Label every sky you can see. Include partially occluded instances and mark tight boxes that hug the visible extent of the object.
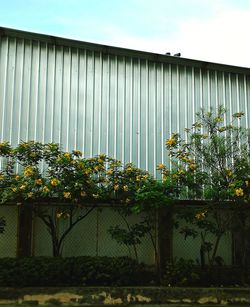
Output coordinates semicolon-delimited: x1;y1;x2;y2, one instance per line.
1;0;250;68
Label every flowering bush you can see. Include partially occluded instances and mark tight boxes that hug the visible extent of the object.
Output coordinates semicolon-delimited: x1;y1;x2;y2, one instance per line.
158;106;250;268
0;141;156;205
0;141;162;256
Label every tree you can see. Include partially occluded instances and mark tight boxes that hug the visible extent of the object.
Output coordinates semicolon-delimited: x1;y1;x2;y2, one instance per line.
0;141;157;256
158;107;250;270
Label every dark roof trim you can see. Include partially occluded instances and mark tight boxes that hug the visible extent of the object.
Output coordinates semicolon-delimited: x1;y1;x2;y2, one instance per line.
1;26;250;75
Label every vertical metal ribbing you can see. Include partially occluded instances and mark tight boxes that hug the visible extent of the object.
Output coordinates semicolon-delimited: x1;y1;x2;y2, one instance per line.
222;72;226;110
129;58;133;162
65;47;72;152
0;37;8;143
176;65;180;134
215;71;218;110
184;66;188;141
106;55;110;156
228;73;232;118
199;68;203;110
9;39;17;144
137;59;141;168
33;41;41;141
90;51;95;157
236;74;240;112
113;55;118;159
50;45;56;142
161;63;164;163
145;60;149;170
243;75;248;127
81;49;87;155
153;63;157;177
121;56;126;164
207;70;211;109
74;49;80;150
42;43;48;144
97;52;103;154
25;42;34;141
191;67;195;123
168;64;172;170
17;40;25;144
58;46;64;146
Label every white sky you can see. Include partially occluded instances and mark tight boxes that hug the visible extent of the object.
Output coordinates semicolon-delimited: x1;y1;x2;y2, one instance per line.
1;0;250;67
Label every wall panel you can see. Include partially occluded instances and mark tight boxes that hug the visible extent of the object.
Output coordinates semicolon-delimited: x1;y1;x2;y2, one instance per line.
1;35;250;174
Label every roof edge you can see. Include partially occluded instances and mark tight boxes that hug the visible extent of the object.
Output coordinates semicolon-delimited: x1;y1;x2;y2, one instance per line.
1;26;250;75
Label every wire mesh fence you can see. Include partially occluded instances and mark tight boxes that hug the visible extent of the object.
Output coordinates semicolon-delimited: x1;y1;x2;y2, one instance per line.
0;204;18;257
2;203;250;269
0;204;157;265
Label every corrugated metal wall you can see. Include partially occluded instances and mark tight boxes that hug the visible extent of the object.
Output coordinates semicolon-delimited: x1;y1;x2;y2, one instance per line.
1;35;250;176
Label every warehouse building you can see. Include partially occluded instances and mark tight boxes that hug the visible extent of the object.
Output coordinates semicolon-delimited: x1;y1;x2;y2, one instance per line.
0;27;249;264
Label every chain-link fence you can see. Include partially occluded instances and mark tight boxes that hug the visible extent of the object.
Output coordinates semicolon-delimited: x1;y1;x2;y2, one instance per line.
0;204;18;257
0;204;157;265
2;203;249;269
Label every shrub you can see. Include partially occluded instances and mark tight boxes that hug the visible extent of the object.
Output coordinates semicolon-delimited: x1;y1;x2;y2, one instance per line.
0;256;154;287
162;258;200;286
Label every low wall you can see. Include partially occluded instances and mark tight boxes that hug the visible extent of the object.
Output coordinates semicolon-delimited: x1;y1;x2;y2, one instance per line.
1;287;250;305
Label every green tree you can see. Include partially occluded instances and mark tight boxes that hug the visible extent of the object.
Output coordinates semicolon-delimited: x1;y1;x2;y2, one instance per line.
0;141;157;256
159;107;250;270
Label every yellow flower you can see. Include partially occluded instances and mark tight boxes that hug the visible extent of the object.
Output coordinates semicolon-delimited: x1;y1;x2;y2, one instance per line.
172;174;179;180
84;168;92;175
123;185;129;192
126;167;133;172
245;181;249;187
226;169;233;177
24;166;33;177
142;174;149;181
166;137;177;146
27;192;33;198
63;152;71;159
43;186;50;193
235;188;244;197
189;163;197;171
216;116;224;123
136;175;141;181
20;184;27;191
11;187;17;192
107;169;114;176
114;184;119;191
15;175;20;180
35;178;43;185
50;178;60;186
195;211;207;220
92;193;99;199
0;175;4;181
157;163;166;170
178;169;185;175
56;212;63;219
80;191;87;197
99;154;106;160
63;191;71;199
73;150;82;156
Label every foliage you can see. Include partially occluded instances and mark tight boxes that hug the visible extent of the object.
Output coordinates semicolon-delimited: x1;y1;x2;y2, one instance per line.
0;256;154;287
0;141;162;256
162;258;200;286
108;223;150;247
0;141;157;204
159;107;250;267
160;106;250;201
